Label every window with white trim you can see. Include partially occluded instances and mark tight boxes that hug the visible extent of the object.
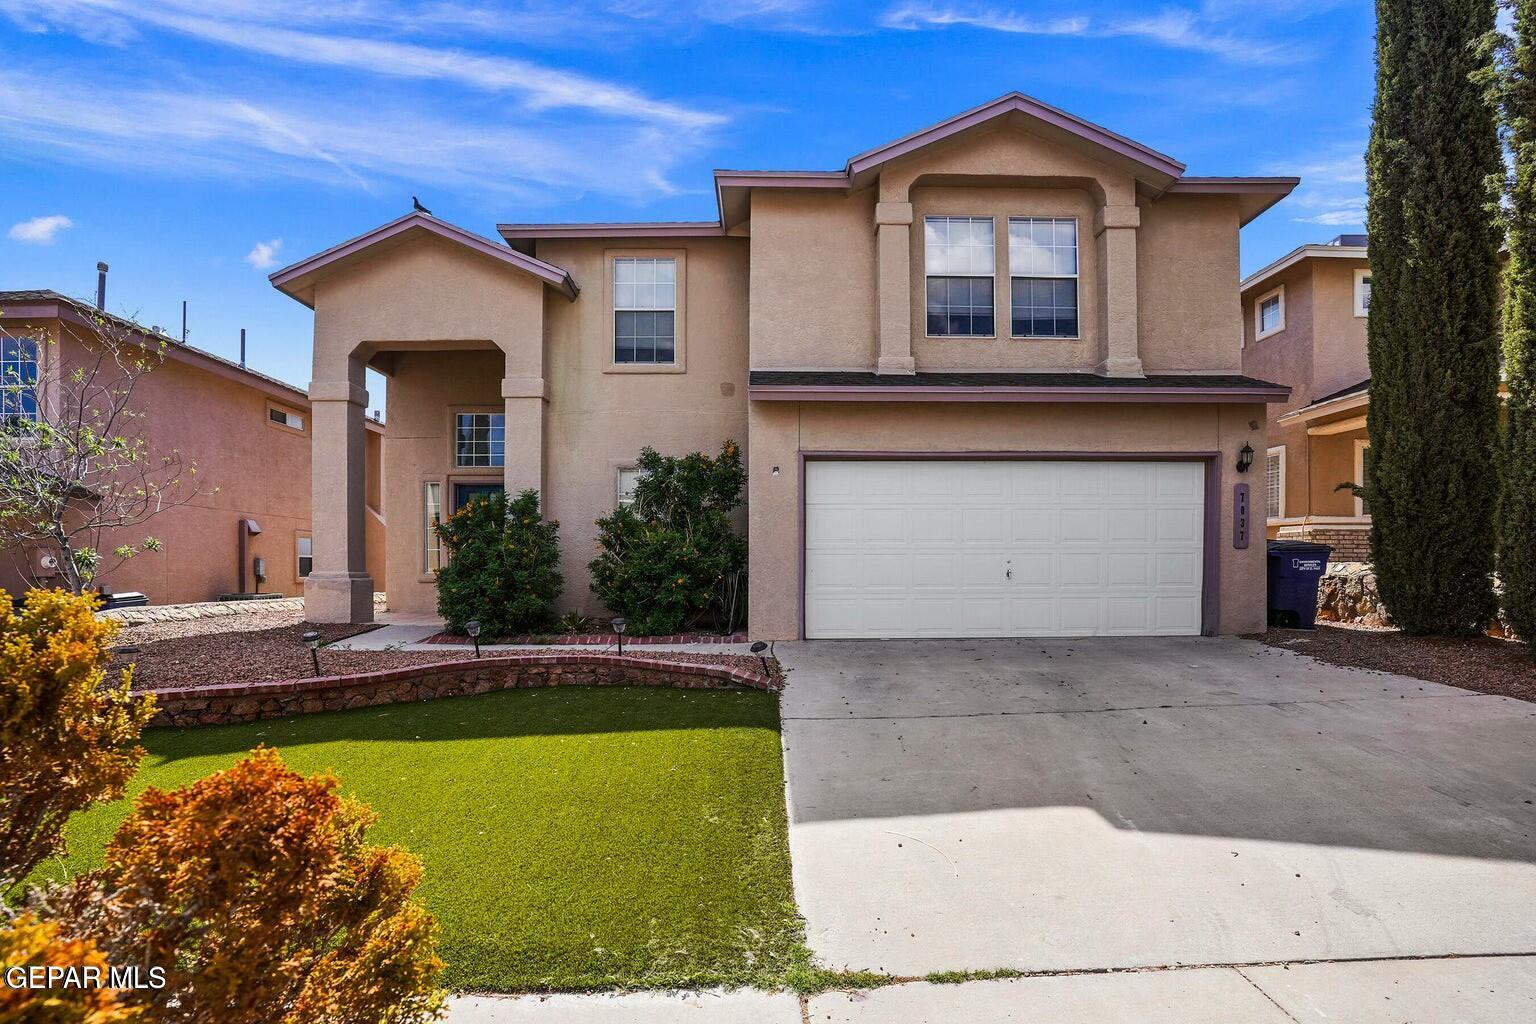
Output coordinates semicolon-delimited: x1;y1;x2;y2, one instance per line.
616;466;641;507
614;257;676;364
1265;446;1286;519
1354;440;1370;517
1256;286;1285;339
924;216;995;336
268;405;304;431
296;536;313;578
1354;269;1371;317
1008;217;1078;338
454;412;504;467
1;335;39;425
423;482;442;573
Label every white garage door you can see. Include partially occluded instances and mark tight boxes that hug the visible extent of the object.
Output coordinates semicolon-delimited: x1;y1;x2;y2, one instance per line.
805;459;1205;638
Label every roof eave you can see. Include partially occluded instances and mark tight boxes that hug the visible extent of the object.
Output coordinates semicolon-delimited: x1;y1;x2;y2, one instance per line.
749;384;1291;404
270;212;579;305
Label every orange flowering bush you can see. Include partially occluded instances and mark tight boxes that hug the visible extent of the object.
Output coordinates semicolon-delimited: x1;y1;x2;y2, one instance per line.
0;588;155;889
51;748;444;1024
0;913;140;1023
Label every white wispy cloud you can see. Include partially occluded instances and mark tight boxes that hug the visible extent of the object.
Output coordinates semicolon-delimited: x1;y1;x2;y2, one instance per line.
8;214;73;243
880;3;1311;64
3;1;723;130
245;239;283;270
1271;147;1366;229
0;67;709;202
0;0;726;202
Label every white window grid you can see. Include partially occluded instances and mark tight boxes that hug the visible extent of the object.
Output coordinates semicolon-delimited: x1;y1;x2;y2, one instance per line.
1;335;39;423
423;482;442;573
1008;217;1079;338
614;257;677;364
1256;286;1285;338
1266;446;1286;519
455;412;504;467
617;466;642;507
1354;269;1372;317
924;216;996;337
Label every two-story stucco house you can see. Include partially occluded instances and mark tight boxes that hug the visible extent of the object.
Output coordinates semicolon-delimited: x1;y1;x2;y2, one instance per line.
272;93;1296;639
1239;235;1373;559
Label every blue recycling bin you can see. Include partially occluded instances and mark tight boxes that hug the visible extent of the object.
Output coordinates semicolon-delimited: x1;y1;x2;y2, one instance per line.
1266;540;1332;629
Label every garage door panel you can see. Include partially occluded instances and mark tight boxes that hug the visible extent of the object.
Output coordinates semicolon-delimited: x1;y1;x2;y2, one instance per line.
805;460;1204;639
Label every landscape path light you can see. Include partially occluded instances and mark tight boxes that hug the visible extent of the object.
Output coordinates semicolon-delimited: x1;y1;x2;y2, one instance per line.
612;616;627;656
300;629;322;676
749;640;772;678
466;619;482;659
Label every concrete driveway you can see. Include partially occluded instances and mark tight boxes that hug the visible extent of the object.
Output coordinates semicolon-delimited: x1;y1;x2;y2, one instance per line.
780;637;1536;981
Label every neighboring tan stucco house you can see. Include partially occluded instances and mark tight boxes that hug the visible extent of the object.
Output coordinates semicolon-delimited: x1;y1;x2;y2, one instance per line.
0;288;386;604
1239;236;1374;560
272;92;1297;639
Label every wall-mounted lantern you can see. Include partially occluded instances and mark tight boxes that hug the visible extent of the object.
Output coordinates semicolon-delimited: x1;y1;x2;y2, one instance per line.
1236;443;1255;474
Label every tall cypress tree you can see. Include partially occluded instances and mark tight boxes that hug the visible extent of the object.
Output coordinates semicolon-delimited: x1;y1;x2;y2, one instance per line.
1364;0;1505;635
1498;0;1536;645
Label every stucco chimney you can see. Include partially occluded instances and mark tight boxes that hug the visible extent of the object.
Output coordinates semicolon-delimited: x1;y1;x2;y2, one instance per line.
95;262;108;310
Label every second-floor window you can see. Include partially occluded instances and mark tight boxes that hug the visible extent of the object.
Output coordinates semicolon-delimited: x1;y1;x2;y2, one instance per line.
268;405;304;431
924;216;995;337
614;257;676;364
1354;269;1371;317
1256;286;1285;339
455;412;504;467
1009;218;1078;338
1;335;39;426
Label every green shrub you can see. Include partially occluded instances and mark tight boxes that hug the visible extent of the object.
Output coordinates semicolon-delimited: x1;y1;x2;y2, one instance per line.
434;489;562;637
589;442;746;636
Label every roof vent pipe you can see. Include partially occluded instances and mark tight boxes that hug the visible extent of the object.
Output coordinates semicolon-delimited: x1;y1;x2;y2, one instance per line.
239;328;246;368
95;262;108;310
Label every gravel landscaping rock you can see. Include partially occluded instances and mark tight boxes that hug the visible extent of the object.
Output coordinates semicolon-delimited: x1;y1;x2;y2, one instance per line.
1255;624;1536;703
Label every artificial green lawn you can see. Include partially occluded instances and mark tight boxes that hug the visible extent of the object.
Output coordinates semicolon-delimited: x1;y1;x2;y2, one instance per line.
38;686;807;993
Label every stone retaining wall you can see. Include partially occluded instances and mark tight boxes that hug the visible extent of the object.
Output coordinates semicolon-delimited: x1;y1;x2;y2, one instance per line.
1315;561;1519;639
145;654;776;727
100;592;386;625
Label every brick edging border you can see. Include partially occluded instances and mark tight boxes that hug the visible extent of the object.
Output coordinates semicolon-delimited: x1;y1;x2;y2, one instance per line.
421;631;748;646
145;653;777;728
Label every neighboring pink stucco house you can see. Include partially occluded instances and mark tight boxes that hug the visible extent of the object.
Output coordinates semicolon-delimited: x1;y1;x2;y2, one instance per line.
1239;236;1374;560
0;288;386;605
272;93;1298;638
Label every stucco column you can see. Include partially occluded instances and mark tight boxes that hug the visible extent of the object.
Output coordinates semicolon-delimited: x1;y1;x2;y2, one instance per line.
305;360;373;623
875;201;916;374
1094;204;1144;378
502;375;547;498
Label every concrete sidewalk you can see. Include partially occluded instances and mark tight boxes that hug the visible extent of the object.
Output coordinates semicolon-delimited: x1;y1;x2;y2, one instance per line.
326;620;754;656
445;956;1536;1021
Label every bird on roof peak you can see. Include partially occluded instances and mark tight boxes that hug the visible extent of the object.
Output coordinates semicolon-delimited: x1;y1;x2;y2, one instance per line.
412;196;432;215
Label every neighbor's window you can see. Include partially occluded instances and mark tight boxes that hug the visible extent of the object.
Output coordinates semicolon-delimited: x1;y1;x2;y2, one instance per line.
269;405;305;431
1354;269;1372;317
614;257;676;364
423;481;442;573
925;216;995;336
296;536;313;578
454;412;504;467
1009;217;1078;338
1256;286;1285;339
616;466;641;507
1266;446;1286;519
1354;440;1370;517
0;335;39;425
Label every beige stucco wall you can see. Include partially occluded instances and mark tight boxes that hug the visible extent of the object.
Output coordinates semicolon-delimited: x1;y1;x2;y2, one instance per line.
1241;262;1315;522
747;400;1269;639
748;188;877;369
1308;258;1370;399
1137;194;1244;373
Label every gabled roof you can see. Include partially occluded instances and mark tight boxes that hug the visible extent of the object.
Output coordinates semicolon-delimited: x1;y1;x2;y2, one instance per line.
272;212;578;308
1241;240;1368;295
0;289;311;404
842;91;1186;186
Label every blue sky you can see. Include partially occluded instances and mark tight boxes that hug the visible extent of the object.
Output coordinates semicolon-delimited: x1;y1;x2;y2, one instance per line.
0;1;1375;405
